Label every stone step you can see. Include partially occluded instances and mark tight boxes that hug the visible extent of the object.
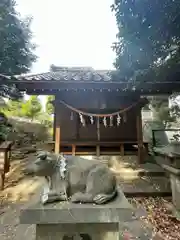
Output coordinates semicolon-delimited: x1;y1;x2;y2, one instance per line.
117;176;171;197
113;169;165;178
111;162;166;178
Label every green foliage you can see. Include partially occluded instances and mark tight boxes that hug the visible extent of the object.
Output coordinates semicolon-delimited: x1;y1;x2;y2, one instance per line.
3;99;24;117
37;112;53;128
2;97;44;121
0;124;11;141
0;112;12;142
21;96;42;120
142;104;150;111
111;0;180;81
150;98;180;127
0;0;37;98
45;95;54;115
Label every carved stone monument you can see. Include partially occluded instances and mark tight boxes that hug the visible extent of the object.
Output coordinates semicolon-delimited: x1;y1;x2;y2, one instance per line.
20;187;136;240
21;152;156;239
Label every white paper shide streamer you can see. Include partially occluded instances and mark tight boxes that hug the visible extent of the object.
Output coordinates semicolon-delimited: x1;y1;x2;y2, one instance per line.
90;115;94;124
110;115;113;127
76;111;124;127
103;117;107;127
79;113;85;126
70;111;74;120
117;114;121;126
41;182;50;204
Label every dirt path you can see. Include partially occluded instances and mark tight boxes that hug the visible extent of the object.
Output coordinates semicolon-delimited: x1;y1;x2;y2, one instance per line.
0;151;43;240
0;203;35;240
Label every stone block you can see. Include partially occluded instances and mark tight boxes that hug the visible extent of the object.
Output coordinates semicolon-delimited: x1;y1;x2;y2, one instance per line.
20;189;134;224
161;164;180;210
20;189;134;239
170;174;180;210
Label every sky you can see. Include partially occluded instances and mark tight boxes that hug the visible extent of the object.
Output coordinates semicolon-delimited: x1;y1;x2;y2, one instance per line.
16;0;118;74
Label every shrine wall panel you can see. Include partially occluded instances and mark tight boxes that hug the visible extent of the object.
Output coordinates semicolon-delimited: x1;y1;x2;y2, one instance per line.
99;110;137;141
58;104;77;140
57;104;138;142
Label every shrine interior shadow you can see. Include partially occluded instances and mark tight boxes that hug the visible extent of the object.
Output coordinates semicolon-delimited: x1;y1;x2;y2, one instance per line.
63;233;92;240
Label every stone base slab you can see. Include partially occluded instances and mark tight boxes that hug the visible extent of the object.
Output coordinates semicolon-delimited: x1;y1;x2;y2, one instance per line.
20;189;134;224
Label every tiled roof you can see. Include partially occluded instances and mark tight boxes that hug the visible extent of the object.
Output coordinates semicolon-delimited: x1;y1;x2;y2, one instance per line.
15;67;118;82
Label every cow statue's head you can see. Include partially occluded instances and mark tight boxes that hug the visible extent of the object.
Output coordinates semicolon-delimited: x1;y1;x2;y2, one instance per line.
25;151;58;177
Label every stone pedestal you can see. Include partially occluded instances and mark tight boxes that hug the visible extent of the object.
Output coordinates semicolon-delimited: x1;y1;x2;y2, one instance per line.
20;189;134;240
161;164;180;210
170;173;180;210
153;144;180;168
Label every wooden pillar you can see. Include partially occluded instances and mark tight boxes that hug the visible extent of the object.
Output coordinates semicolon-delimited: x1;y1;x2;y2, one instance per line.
136;110;143;164
72;144;76;156
54;98;61;154
53;99;56;142
120;144;124;156
96;145;100;157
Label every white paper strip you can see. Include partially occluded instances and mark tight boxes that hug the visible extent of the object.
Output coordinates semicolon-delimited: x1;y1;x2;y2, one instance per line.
117;114;121;126
90;115;94;124
59;155;67;179
41;184;50;203
110;116;113;127
103;117;107;127
70;111;74;120
79;113;85;126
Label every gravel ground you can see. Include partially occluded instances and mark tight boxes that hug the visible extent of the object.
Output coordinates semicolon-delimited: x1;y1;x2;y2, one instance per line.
0;149;179;239
129;197;180;240
0;150;41;240
0;203;35;240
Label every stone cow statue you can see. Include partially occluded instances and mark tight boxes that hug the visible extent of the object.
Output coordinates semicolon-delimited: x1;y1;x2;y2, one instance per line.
25;152;117;205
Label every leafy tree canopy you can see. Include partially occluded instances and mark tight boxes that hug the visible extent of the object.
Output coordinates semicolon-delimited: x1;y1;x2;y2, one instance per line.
21;96;42;120
4;98;24;116
0;0;37;98
149;96;180;127
111;0;180;82
46;95;54;115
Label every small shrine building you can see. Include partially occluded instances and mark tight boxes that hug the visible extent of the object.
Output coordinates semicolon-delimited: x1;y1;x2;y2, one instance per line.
2;67;180;163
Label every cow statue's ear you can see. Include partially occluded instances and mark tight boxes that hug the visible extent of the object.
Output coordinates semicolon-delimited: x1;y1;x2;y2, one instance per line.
37;151;47;160
46;156;52;163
